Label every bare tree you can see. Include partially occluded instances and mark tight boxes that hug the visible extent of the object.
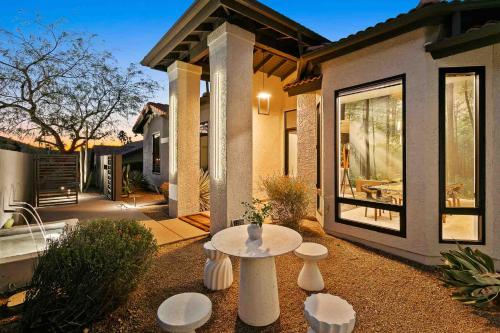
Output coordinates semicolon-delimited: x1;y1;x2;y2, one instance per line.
0;22;158;153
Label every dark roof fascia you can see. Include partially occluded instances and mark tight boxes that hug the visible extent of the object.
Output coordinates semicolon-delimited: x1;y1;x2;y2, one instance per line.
302;1;500;66
426;22;500;59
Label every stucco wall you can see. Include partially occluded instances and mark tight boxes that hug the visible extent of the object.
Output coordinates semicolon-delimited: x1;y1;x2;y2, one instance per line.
143;115;169;187
252;73;296;197
321;27;499;265
0;149;34;227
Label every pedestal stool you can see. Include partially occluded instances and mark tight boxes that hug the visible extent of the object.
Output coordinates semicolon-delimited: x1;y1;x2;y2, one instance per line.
294;242;328;291
304;293;356;333
203;241;233;290
157;293;212;333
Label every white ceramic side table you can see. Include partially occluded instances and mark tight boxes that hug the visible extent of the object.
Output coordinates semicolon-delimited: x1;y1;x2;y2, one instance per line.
211;224;302;327
294;242;328;291
203;241;233;290
157;292;212;333
304;293;356;333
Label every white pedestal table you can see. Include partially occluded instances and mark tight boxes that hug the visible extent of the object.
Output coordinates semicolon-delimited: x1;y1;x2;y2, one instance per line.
211;224;302;327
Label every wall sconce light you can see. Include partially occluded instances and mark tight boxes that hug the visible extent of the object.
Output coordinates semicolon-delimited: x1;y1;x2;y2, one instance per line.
257;91;271;115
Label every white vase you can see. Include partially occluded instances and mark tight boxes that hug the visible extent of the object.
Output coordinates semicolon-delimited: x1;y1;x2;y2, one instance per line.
247;224;263;240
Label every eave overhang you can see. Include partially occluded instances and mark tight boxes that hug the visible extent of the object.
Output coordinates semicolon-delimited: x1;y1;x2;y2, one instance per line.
301;0;500;68
426;21;500;59
141;0;329;80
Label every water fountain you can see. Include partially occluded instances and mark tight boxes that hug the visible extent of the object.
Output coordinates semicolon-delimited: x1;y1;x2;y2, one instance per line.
0;185;77;292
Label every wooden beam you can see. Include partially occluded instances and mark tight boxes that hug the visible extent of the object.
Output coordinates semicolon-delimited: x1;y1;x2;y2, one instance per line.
253;53;273;73
267;59;287;77
172;44;190;52
183;35;200;42
280;65;296;81
194;23;213;32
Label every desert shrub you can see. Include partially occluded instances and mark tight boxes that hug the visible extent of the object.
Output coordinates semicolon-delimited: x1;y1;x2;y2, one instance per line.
23;219;157;332
160;181;169;200
199;168;210;211
261;175;309;231
129;170;148;190
439;246;500;307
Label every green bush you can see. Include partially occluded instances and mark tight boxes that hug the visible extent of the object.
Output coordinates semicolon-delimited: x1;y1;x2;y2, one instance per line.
23;219;157;332
261;175;309;231
199;168;210;211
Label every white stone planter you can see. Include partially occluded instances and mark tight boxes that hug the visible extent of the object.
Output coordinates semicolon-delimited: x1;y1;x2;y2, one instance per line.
246;224;263;240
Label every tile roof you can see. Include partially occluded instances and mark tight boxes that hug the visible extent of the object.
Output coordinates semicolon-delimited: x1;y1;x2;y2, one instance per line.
132;102;169;134
93;140;143;156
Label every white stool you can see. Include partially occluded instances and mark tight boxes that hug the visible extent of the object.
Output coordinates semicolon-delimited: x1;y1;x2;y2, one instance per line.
157;293;212;333
294;242;328;291
203;241;233;290
304;293;356;333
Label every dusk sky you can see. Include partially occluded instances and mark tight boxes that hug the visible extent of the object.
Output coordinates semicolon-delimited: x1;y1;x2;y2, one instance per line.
1;0;417;142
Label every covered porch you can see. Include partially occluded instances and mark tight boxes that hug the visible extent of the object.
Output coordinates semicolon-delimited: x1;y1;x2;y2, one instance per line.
141;0;328;233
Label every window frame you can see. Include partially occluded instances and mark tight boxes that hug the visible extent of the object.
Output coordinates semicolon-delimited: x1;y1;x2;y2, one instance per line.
438;67;485;245
334;74;407;237
284;109;297;176
152;132;161;174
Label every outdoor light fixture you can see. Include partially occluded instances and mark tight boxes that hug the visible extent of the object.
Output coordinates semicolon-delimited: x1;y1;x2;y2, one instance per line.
212;72;224;181
257;91;271;115
257;52;271;115
169;94;178;176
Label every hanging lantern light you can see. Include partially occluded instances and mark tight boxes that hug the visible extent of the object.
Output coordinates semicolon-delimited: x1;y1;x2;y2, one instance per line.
257;51;271;115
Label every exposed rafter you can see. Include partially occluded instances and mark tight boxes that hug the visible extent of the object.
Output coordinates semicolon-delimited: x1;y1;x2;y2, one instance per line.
267;59;287;77
253;53;273;73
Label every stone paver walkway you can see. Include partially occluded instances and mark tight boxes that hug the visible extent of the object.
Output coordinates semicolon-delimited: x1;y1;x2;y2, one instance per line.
38;192;208;245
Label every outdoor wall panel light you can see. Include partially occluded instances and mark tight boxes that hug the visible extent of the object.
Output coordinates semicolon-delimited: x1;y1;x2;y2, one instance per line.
213;72;224;181
169;94;177;176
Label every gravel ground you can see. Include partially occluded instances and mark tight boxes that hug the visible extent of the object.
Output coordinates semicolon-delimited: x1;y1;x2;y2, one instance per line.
93;234;499;333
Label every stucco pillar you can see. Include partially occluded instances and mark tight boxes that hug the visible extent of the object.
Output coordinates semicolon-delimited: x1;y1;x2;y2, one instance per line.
207;23;255;234
167;61;201;217
297;93;318;216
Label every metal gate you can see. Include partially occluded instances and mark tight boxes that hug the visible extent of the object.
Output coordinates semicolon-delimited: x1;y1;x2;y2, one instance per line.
35;154;79;207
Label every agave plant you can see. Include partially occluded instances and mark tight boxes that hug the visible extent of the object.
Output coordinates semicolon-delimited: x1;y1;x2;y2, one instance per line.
439;246;500;307
199;168;210;211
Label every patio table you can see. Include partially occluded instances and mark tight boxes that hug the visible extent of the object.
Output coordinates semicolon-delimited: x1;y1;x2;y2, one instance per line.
211;224;302;327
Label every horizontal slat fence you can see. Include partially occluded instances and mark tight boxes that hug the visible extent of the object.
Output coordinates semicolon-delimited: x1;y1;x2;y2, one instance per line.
35;154;79;207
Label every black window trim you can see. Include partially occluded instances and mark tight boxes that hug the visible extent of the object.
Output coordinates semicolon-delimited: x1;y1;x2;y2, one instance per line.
152;131;161;175
334;74;407;237
438;66;485;245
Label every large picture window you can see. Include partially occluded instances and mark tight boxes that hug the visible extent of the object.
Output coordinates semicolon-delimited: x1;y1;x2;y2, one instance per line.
335;75;406;236
439;67;485;244
152;132;161;174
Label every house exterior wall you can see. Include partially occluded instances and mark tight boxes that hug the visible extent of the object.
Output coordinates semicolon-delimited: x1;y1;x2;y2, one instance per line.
321;27;499;265
143;115;169;188
252;73;296;198
0;149;34;227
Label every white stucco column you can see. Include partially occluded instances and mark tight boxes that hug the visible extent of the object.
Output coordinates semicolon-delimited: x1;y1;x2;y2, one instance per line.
297;93;318;216
207;23;255;234
167;61;201;217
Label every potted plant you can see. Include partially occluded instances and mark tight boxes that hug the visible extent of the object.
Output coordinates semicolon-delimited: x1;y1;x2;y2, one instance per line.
241;199;271;240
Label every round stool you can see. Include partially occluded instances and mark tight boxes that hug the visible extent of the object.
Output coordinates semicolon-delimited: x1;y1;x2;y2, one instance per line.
294;242;328;291
157;293;212;333
203;241;233;290
304;293;356;333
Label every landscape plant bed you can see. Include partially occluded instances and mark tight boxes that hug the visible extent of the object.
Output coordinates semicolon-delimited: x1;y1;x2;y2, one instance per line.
92;235;499;333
